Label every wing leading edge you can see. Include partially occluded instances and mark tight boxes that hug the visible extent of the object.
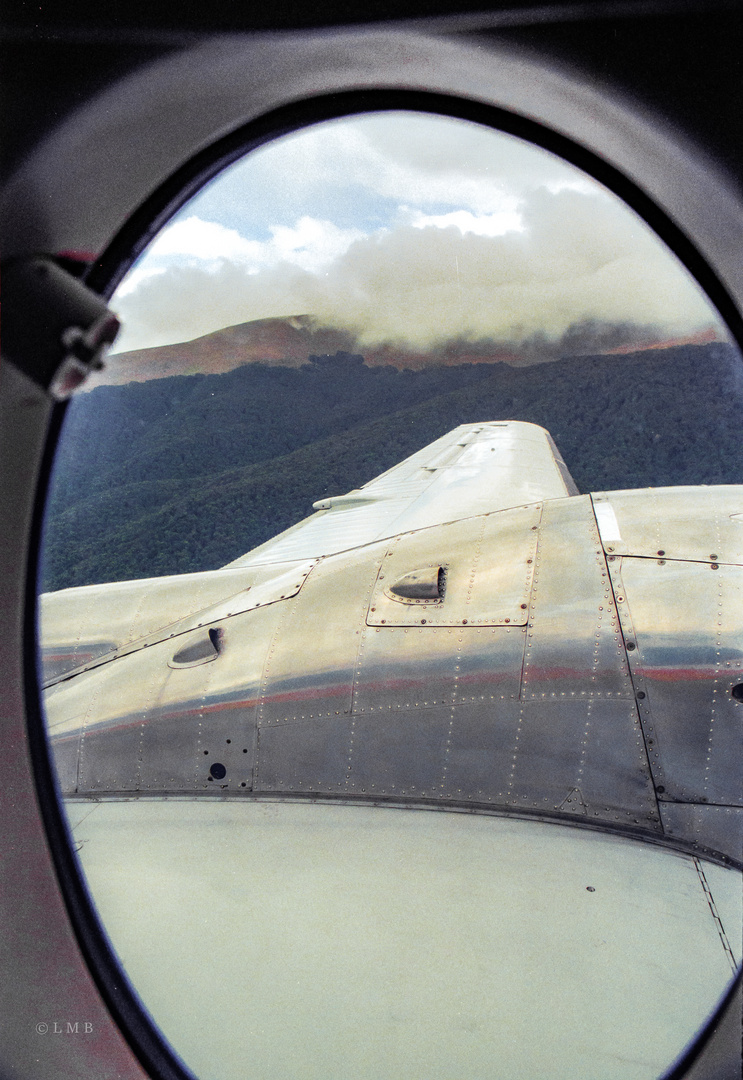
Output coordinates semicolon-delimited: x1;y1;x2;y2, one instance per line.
39;421;574;682
224;421;577;568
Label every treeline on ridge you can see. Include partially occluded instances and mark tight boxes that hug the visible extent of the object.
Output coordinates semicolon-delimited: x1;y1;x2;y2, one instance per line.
41;343;743;590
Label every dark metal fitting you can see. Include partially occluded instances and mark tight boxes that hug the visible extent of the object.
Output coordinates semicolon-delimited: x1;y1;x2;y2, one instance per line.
1;255;120;400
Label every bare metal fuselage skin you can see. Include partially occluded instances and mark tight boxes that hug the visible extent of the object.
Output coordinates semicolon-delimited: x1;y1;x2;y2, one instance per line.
42;480;743;869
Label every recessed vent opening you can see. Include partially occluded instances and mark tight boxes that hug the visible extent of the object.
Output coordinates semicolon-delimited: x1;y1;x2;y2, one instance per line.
170;626;222;667
388;566;445;603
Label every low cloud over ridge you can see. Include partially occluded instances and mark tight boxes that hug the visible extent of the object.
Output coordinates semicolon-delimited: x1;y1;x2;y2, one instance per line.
112;179;723;360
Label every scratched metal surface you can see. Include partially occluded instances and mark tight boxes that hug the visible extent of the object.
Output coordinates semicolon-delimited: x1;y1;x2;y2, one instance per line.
38;560;310;683
367;503;540;627
42;478;743;865
612;555;743;807
592;487;743;563
45;495;672;851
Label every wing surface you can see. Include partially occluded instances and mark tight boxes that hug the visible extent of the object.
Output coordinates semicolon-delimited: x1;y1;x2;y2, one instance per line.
39;421;575;678
39;560;313;683
225;420;577;568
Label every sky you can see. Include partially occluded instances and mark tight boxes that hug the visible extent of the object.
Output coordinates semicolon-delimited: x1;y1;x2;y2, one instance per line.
110;110;726;358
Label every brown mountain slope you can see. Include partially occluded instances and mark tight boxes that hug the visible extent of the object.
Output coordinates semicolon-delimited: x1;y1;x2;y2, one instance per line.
91;314;521;387
92;314;720;389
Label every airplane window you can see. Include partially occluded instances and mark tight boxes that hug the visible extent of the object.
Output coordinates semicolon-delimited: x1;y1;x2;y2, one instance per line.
38;110;742;1080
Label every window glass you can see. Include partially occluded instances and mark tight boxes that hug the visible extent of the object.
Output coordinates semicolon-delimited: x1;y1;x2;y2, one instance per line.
40;111;742;1080
43;112;741;588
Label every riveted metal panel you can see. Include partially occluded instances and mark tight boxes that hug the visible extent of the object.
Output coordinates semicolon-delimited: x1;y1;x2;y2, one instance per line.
254;716;354;793
190;707;256;791
367;503;540;627
659;803;743;865
45;601;286;793
523;496;633;700
376;422;573;533
254;692;658;831
501;699;659;827
592;487;743;563
256;700;520;802
352;623;525;714
136;635;221;792
40;639;119;683
258;547;382;727
46;719;82;791
41;559;316;690
74;719;145;793
148;603;283;792
74;644;170;793
346;709;454;798
227;422;573;568
39;563;266;682
438;699;524;802
353;626;458;712
135;626;256;793
450;625;526;705
180;559;315;625
615;556;743;806
107;559;316;667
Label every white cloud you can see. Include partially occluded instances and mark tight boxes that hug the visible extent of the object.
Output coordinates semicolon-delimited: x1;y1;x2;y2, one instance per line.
147;216;264;263
111;260;315;352
314;112;599;211
268;217;367;272
304;190;717;349
115;265;167;299
116;214;367;297
109;114;725;356
190;111;595;239
111;187;722;356
409;208;523;236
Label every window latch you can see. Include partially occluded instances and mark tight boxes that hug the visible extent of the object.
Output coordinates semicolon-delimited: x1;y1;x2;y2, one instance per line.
1;255;120;400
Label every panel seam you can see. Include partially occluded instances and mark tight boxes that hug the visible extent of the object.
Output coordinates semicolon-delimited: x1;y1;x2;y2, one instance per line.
693;855;738;973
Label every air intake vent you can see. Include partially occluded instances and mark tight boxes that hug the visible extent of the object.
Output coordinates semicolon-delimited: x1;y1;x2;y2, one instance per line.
388;566;445;603
170;626;222;667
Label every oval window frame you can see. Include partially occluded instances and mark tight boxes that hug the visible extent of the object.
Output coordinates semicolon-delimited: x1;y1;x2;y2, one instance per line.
21;85;743;1080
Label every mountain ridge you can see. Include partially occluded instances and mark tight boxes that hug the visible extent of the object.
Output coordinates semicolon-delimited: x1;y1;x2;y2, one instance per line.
98;312;719;388
42;341;743;590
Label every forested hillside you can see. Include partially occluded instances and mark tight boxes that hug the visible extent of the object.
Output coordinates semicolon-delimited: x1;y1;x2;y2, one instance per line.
41;342;743;590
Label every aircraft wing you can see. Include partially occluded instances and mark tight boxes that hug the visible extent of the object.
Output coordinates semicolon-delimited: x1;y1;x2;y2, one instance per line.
38;564;302;682
40;420;574;681
224;420;577;568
